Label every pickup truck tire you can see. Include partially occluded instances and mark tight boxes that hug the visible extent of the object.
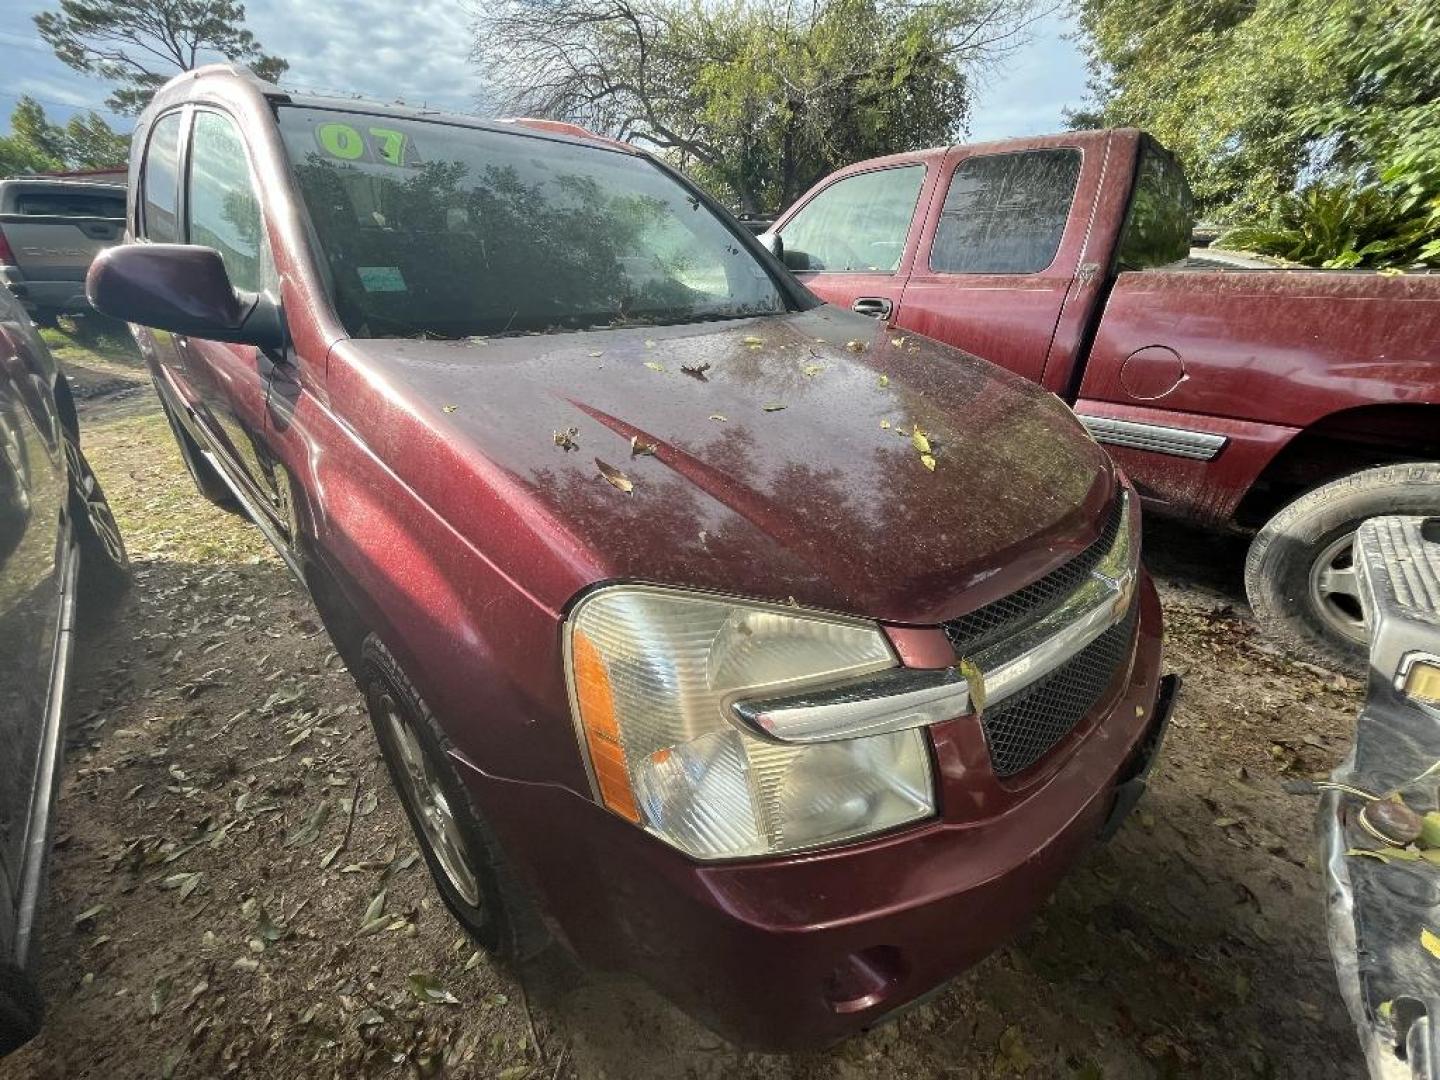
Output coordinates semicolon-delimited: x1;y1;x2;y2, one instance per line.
0;961;43;1055
1245;462;1440;669
63;431;129;612
360;635;548;961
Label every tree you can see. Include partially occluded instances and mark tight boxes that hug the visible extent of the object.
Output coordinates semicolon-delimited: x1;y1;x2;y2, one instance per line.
1071;0;1440;222
35;0;288;115
0;96;131;175
475;0;1045;213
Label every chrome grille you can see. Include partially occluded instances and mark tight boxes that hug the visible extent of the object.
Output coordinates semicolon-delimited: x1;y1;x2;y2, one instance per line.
941;498;1125;658
979;601;1138;778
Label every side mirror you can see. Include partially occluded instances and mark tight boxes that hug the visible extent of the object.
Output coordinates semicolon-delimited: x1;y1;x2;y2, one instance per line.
87;244;283;349
757;231;783;261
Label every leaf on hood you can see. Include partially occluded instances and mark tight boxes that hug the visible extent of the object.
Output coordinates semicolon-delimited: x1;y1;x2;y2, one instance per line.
681;362;710;380
880;419;891;429
407;972;460;1006
1424;928;1440;960
595;459;634;494
708;413;727;422
911;424;932;455
762;402;786;412
920;453;936;471
442;404;458;414
878;374;889;387
845;339;867;352
553;426;579;452
630;435;657;457
644;360;666;372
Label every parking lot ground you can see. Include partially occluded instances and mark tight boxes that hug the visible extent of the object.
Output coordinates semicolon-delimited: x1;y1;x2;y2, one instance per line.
1;333;1367;1079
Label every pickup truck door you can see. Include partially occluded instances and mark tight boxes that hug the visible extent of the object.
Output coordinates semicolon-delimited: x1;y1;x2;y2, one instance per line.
895;140;1105;393
773;161;937;322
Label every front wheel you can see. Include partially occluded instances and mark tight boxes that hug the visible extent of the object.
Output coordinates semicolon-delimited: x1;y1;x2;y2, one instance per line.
360;635;548;961
1245;462;1440;669
63;431;129;613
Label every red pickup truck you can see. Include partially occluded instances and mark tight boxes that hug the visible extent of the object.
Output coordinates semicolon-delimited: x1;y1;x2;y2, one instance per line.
767;130;1440;666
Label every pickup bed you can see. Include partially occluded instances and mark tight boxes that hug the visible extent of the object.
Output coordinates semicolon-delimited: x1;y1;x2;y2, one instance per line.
0;179;126;324
769;129;1440;666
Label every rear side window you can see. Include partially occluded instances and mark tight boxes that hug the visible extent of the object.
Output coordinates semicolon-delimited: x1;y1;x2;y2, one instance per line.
1115;140;1195;271
142;112;183;243
188;111;267;293
778;166;925;273
929;150;1081;274
15;191;125;218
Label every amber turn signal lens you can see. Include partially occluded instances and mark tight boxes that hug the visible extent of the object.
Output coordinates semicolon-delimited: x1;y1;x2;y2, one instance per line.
1403;660;1440;706
570;629;641;823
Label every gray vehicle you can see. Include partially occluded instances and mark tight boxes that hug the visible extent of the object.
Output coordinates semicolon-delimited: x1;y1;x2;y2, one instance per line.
0;285;128;1054
0;180;126;326
1322;515;1440;1078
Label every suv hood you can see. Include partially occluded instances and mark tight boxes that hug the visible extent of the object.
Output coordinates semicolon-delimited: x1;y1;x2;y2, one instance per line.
336;306;1115;625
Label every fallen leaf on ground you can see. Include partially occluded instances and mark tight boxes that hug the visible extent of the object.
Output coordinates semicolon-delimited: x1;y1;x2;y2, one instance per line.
553;427;579;452
762;403;786;412
681;362;710;380
630;436;657;457
845;340;866;352
708;414;727;422
1424;928;1440;960
407;972;460;1006
644;360;665;372
442;404;458;414
879;374;889;387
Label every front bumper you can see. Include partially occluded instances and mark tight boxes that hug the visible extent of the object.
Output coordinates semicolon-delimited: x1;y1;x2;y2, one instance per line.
459;577;1172;1049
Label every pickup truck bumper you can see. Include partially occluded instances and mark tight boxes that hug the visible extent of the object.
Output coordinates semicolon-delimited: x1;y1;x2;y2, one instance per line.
457;577;1172;1049
1;267;93;316
1322;515;1440;1080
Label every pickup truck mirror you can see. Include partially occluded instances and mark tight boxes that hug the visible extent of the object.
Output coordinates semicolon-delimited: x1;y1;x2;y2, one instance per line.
87;244;283;350
757;231;783;261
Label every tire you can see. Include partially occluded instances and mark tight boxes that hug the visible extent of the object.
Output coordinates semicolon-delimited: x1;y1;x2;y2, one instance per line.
0;961;43;1056
1245;462;1440;669
62;430;130;613
360;635;548;960
154;388;240;514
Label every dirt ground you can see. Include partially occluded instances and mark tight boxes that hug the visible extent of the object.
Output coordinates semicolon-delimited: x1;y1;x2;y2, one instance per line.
2;328;1368;1079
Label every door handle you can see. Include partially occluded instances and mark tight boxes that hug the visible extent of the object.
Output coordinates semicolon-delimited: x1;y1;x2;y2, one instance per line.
851;297;893;319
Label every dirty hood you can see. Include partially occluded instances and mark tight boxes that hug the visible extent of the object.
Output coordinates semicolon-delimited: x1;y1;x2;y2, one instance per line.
338;306;1116;624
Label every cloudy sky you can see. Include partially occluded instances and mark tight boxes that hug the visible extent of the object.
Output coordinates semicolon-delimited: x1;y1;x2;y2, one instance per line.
0;0;1088;144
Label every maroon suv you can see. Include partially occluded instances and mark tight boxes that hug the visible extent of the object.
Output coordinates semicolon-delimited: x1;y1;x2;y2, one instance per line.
89;65;1176;1048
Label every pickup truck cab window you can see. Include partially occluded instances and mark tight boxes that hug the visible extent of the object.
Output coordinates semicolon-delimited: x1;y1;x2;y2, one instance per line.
275;107;787;339
928;149;1081;274
1115;139;1195;271
187;110;268;293
777;165;924;274
141;112;183;244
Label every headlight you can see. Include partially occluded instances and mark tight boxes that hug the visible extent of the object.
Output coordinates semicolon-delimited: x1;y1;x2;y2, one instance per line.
564;586;937;859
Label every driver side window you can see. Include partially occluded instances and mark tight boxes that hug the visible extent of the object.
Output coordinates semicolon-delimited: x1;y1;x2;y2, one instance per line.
187;110;272;294
778;166;925;274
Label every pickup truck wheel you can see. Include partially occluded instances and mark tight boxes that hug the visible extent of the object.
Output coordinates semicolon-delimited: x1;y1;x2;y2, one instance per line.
1245;462;1440;669
0;961;43;1055
63;431;130;612
360;635;548;961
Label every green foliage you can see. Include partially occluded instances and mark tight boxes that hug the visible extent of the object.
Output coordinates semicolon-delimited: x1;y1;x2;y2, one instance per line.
1073;0;1440;268
1219;182;1436;269
477;0;1041;213
0;96;130;175
34;0;289;115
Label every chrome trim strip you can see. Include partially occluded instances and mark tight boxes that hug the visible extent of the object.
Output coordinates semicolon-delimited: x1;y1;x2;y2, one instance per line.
733;491;1139;743
1078;414;1227;461
14;533;79;966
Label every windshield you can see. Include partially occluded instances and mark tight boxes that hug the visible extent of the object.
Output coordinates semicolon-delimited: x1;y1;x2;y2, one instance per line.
275;107;788;338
